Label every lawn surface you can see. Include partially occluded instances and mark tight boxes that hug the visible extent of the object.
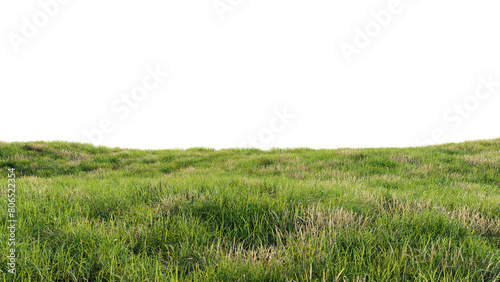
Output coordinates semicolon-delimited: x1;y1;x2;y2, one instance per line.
0;139;499;281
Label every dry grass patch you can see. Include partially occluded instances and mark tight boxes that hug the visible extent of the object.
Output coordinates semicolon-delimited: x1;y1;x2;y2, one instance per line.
156;189;208;211
149;162;161;167
141;155;159;164
337;149;363;156
457;182;481;191
58;149;72;156
25;143;46;151
63;187;88;202
20;176;50;197
11;154;29;160
390;153;418;164
300;205;369;234
182;166;196;174
216;242;284;266
371;174;403;182
357;193;500;237
65;153;92;166
462;153;500;166
87;168;109;178
450;207;500;237
410;164;435;176
287;162;308;180
66;160;81;166
75;153;91;161
240;177;264;187
441;143;484;153
21;175;44;184
311;169;345;179
212;205;369;266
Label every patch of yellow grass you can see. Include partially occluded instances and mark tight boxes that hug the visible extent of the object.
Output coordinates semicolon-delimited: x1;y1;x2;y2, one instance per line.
26;143;46;151
20;176;50;197
390;153;417;164
300;205;369;234
462;153;500;166
156;189;208;211
457;182;481;191
11;154;29;160
337;149;363;155
58;149;72;156
87;168;109;178
65;153;91;166
371;174;403;182
209;205;369;267
182;166;196;174
356;193;500;237
410;164;435;175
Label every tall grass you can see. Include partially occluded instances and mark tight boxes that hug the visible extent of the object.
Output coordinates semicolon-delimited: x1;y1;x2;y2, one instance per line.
1;139;499;281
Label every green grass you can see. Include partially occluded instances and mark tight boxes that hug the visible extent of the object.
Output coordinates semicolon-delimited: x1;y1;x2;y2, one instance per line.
1;139;500;281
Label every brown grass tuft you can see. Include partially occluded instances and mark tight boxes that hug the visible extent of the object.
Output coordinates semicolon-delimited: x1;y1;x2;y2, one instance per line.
462;153;500;166
25;143;46;151
391;153;418;164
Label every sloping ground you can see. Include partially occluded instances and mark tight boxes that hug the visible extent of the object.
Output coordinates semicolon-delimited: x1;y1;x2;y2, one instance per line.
0;139;499;281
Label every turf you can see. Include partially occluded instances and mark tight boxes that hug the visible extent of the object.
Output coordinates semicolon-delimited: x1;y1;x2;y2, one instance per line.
0;139;499;281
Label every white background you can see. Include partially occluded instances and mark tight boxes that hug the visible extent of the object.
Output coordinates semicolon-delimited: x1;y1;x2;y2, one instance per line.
1;0;500;149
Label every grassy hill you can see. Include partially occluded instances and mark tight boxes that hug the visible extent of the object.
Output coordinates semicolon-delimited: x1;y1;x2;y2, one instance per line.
1;139;500;281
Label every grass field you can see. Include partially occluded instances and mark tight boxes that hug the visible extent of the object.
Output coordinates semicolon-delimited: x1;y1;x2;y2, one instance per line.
1;139;500;281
